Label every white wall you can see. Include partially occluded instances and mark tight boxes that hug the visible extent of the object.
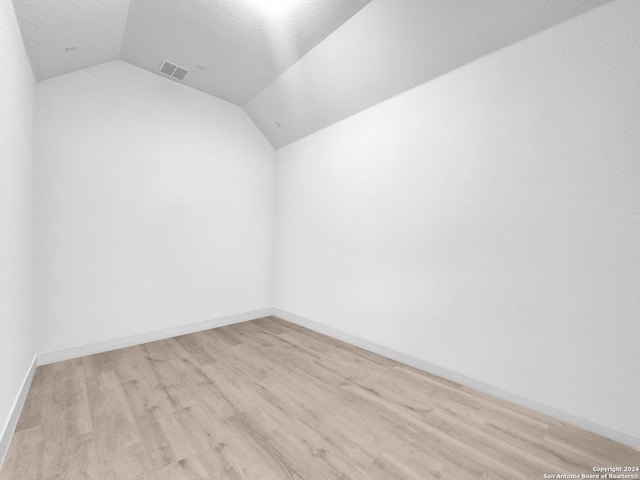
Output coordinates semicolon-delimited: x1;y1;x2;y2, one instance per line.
34;60;274;353
274;0;640;440
0;0;35;439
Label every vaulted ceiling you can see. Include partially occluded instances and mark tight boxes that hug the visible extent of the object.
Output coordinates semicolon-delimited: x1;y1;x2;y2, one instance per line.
14;0;370;101
14;0;612;148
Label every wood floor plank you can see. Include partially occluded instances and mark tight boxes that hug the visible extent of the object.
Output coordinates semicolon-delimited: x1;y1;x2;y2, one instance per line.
40;432;99;480
172;403;245;478
98;442;154;480
136;406;190;470
154;457;209;480
365;451;433;480
2;316;638;480
0;426;46;480
86;371;141;457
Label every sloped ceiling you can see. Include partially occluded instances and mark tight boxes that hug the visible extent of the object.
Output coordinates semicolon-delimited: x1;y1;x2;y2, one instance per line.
247;0;614;148
14;0;612;148
13;0;370;103
12;0;130;80
120;0;371;105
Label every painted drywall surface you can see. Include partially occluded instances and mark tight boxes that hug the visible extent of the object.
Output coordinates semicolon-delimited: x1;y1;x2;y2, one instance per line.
0;0;35;436
34;60;275;352
245;0;611;148
274;0;640;439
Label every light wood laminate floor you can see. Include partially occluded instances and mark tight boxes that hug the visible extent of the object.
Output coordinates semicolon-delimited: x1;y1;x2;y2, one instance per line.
1;317;638;479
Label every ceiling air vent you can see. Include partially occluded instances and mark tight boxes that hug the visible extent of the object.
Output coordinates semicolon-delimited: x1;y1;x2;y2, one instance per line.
172;66;189;80
159;60;189;81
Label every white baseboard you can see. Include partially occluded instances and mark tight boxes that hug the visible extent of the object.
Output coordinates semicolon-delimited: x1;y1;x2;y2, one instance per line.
272;308;640;451
0;355;38;469
13;307;638;453
1;309;274;469
37;308;275;365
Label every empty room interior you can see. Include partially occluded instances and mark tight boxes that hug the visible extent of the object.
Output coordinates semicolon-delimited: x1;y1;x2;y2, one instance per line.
1;0;640;478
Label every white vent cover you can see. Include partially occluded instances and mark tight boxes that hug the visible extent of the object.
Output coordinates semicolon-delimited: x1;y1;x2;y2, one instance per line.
159;60;189;81
173;66;189;80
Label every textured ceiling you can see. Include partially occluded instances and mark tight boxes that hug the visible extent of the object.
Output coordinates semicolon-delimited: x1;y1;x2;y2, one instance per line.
13;0;130;80
13;0;371;104
13;0;613;148
120;0;371;105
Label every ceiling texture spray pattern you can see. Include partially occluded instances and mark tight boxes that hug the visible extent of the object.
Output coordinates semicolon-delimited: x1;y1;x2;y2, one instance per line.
14;0;370;104
120;0;371;105
13;0;612;147
13;0;130;80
